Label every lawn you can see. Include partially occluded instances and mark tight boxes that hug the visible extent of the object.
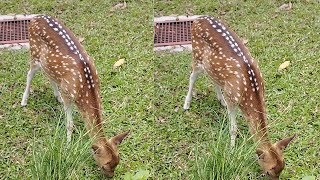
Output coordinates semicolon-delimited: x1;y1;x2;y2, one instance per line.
154;0;319;179
0;0;153;179
0;0;319;180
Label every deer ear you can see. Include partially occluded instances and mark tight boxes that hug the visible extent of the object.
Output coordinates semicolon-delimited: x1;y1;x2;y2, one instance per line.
276;134;296;151
109;130;130;147
92;144;101;154
256;148;265;160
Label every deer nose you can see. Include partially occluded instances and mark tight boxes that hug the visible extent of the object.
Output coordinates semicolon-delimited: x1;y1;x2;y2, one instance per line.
266;173;279;180
104;171;114;178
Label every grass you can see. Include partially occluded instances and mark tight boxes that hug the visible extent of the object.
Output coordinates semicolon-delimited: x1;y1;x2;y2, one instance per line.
0;0;319;179
192;117;260;180
30;114;94;179
154;0;320;179
0;1;153;179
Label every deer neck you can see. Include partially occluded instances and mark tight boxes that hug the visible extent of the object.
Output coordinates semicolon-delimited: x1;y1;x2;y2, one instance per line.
251;118;272;150
241;94;271;148
76;91;106;144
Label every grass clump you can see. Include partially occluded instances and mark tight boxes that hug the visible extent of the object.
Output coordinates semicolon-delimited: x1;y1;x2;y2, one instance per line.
30;116;93;180
192;118;261;180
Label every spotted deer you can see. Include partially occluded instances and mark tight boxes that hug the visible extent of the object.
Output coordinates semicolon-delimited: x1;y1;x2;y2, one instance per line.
21;15;129;177
183;16;295;179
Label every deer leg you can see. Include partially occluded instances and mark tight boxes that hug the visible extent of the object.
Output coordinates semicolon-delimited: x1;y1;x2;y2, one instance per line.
65;105;73;143
226;99;238;147
21;62;40;106
183;67;203;110
214;84;227;107
50;80;63;103
61;96;73;143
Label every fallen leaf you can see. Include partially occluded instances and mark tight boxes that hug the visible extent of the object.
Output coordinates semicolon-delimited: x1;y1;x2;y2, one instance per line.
158;116;166;123
174;106;179;112
242;38;249;45
278;61;290;71
278;2;292;11
78;37;85;43
113;59;125;68
107;13;114;18
111;1;127;11
24;9;30;14
308;140;315;145
57;9;64;15
12;155;25;164
220;11;227;15
12;103;17;108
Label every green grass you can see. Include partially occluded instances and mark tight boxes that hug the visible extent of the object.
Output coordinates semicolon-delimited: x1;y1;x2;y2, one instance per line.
192;117;261;180
0;0;319;179
30;114;95;179
0;1;153;179
154;0;320;179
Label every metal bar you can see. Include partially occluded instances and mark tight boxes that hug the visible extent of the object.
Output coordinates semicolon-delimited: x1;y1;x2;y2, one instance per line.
186;22;188;42
6;21;9;41
160;23;163;43
24;20;28;42
154;41;191;47
20;21;22;41
24;21;30;39
184;21;186;42
0;22;3;41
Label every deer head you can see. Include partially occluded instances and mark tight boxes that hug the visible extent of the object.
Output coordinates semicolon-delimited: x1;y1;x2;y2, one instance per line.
256;135;296;179
92;131;129;177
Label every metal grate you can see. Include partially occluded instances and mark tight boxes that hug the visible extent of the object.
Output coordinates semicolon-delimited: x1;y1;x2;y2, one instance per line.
154;20;193;47
0;18;31;45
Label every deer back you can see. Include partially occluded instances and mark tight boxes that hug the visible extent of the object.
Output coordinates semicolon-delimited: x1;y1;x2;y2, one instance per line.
29;15;102;117
192;16;266;121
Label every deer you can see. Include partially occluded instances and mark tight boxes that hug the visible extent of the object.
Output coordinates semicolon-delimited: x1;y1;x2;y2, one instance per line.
21;15;129;177
183;16;295;179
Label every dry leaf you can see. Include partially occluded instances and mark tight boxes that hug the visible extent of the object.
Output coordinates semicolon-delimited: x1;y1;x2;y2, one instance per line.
12;103;17;108
113;59;125;68
278;2;292;11
78;37;85;43
242;38;249;45
24;8;30;14
107;13;114;18
174;106;179;112
158;116;166;123
278;61;290;71
111;1;127;11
